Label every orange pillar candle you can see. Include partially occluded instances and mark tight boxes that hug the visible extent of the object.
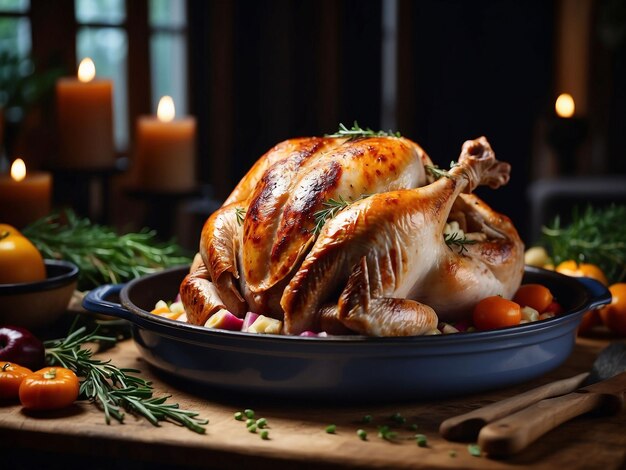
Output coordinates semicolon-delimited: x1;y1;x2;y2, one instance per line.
0;158;52;228
133;96;196;192
56;58;115;169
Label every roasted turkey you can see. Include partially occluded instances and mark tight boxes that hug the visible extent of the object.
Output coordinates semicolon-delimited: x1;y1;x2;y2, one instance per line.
180;134;524;336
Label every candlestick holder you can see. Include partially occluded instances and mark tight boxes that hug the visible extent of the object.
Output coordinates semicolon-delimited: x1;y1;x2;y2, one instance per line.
126;186;201;241
49;158;127;225
546;116;588;175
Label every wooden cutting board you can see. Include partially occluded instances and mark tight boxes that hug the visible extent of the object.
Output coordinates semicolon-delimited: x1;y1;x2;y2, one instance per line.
1;336;625;470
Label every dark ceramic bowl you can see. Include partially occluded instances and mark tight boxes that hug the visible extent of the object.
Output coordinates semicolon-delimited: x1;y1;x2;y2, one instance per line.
83;266;610;401
0;260;79;328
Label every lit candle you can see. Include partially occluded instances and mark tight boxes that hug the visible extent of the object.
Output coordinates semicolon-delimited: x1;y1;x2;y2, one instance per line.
133;96;196;192
56;58;115;169
0;158;52;228
547;93;586;175
555;93;575;118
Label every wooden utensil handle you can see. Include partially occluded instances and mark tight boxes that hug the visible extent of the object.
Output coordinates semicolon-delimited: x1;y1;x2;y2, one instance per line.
477;390;623;457
439;372;589;441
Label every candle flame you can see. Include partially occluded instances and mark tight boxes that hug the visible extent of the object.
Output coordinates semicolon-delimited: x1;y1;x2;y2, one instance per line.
555;93;575;118
10;158;26;182
78;58;96;83
157;96;175;122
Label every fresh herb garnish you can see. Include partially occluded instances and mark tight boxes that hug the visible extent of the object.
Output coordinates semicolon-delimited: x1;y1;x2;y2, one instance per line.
44;323;208;434
235;207;246;226
326;121;401;141
468;443;482;457
23;210;191;291
541;204;626;283
444;232;477;254
313;194;369;235
377;425;398;441
415;434;428;447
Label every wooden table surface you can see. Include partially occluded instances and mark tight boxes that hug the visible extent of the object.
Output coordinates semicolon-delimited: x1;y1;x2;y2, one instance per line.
1;334;625;470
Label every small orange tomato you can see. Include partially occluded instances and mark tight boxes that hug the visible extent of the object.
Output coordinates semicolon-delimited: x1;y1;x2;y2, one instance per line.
577;310;600;336
19;367;80;410
555;260;609;286
599;283;626;337
513;284;553;313
473;296;522;331
0;361;32;399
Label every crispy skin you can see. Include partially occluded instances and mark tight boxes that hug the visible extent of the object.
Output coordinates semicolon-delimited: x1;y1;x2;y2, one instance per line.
183;135;524;336
282;137;524;334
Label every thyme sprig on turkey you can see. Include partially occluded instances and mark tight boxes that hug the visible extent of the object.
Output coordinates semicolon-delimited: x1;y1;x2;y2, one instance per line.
327;121;401;141
313;194;370;235
541;204;626;283
444;231;477;254
235;207;246;226
23;209;192;291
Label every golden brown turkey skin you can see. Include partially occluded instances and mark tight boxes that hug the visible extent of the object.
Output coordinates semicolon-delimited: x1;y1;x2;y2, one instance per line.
281;137;524;334
181;135;524;336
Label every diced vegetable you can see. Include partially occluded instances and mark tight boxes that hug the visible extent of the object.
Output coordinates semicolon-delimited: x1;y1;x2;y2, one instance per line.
439;323;460;334
242;312;260;332
151;299;186;320
204;310;245;331
247;315;283;334
520;306;539;323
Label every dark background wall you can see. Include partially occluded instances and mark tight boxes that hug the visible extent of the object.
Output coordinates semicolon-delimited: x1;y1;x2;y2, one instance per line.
187;0;624;244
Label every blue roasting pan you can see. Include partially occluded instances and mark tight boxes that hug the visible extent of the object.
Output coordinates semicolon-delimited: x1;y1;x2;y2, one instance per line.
83;266;611;401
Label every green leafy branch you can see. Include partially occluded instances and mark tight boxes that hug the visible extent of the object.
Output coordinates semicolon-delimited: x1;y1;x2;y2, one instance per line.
45;324;208;434
326;121;401;141
541;204;626;283
235;207;246;226
444;232;477;255
313;194;369;235
23;210;192;291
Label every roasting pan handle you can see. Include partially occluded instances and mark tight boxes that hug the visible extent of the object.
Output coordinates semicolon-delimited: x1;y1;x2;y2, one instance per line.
577;276;612;311
82;284;133;321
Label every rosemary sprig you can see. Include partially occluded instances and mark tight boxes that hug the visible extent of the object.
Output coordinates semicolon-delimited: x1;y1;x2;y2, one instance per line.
426;160;461;180
23;210;192;291
313;194;369;235
45;324;208;434
444;232;477;255
326;121;401;141
541;204;626;283
235;207;246;226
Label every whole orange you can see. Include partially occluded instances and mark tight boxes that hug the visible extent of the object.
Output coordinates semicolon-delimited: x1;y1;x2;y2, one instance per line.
0;224;46;284
555;260;608;286
599;283;626;337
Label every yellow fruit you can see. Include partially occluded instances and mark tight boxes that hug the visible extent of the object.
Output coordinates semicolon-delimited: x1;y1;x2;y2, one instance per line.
0;224;46;284
555;260;608;286
524;246;550;267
